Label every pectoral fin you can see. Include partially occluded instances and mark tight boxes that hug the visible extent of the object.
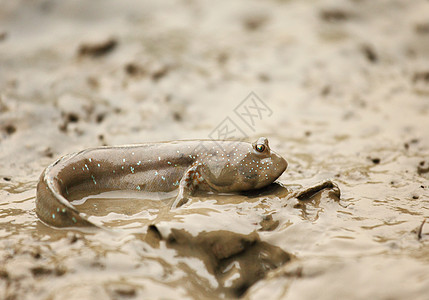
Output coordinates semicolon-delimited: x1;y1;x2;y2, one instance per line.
171;164;205;209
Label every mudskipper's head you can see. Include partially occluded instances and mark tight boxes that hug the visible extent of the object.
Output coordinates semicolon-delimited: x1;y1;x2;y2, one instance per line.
201;137;287;192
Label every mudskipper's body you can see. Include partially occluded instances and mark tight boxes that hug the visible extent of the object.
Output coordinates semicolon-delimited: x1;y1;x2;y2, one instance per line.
36;137;288;227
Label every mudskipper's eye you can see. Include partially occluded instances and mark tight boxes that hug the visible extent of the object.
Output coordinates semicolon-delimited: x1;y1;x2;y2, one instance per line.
255;144;265;152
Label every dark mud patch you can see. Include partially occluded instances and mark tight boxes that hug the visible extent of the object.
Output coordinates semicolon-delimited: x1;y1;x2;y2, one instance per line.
242;12;269;31
31;265;66;277
123;60;171;82
259;214;279;232
1;124;16;136
151;64;171;82
319;8;354;23
0;31;7;42
412;71;429;84
78;38;118;57
151;227;291;298
124;62;146;77
414;22;429;35
106;283;137;298
417;160;429;175
367;156;381;164
361;44;378;63
412;71;429;93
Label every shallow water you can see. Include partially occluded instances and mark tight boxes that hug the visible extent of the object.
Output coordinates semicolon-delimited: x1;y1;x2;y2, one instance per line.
1;0;429;299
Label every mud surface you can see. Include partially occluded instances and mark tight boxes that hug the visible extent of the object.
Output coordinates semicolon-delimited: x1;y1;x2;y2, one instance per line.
1;0;429;299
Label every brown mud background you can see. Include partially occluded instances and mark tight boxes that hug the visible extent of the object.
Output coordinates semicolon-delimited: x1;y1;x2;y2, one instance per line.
1;0;429;299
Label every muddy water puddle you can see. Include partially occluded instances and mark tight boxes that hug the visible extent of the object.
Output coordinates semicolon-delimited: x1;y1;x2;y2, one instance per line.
1;154;428;299
70;188;300;298
2;186;311;299
2;165;429;300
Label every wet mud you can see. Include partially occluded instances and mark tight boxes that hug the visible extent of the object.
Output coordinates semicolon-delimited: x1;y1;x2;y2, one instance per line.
1;0;429;299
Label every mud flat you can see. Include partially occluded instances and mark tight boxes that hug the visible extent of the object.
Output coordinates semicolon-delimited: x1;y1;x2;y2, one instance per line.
1;0;429;299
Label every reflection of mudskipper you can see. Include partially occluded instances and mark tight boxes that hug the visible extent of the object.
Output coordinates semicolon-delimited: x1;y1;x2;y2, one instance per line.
146;226;291;298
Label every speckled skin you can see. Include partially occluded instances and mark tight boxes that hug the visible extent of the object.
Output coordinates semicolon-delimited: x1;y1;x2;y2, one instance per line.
36;137;287;227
